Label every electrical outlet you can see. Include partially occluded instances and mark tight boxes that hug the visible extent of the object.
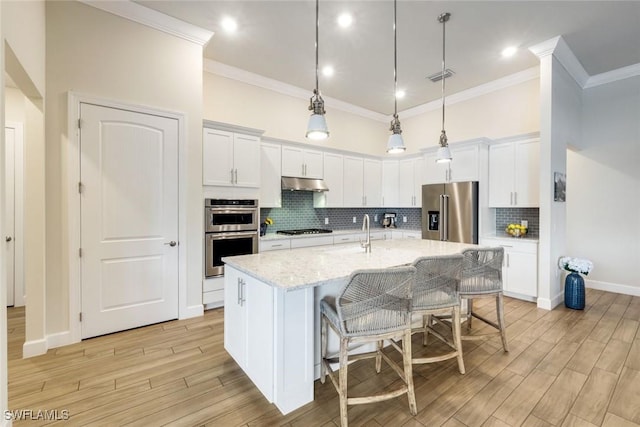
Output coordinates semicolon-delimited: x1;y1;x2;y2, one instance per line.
374;214;378;222
403;216;407;223
324;217;329;225
353;217;357;223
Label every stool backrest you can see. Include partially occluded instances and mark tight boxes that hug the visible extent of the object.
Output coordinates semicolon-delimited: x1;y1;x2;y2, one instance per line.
337;266;416;336
411;255;463;309
460;247;504;294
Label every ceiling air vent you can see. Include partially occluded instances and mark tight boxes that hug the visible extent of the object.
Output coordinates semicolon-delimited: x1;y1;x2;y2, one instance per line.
427;68;455;83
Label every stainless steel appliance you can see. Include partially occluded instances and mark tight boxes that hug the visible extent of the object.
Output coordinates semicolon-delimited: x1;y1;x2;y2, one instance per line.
382;212;397;228
421;181;478;244
204;199;258;277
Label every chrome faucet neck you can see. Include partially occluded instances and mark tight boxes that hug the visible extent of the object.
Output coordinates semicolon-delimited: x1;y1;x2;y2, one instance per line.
361;214;371;253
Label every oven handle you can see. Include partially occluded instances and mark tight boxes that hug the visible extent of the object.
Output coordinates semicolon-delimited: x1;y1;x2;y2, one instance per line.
206;231;258;240
206;207;258;214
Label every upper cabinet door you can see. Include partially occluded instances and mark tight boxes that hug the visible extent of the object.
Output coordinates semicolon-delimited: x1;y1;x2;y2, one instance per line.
203;128;234;186
423;151;449;184
449;145;479;183
488;138;539;207
281;146;323;178
398;158;415;207
233;134;261;187
363;159;382;207
260;142;282;208
317;152;344;207
514;140;539;207
488;142;515;207
381;160;399;207
343;156;364;207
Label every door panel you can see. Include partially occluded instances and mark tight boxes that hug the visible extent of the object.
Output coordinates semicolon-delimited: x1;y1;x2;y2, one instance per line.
421;184;444;241
80;103;178;339
445;182;478;244
4;127;15;306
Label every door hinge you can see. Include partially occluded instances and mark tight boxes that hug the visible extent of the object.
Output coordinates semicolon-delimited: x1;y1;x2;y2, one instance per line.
79;312;83;322
78;118;82;129
79;248;83;257
78;182;83;194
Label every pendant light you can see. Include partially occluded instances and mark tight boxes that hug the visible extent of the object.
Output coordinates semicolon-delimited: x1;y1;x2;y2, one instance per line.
386;0;406;154
306;0;329;140
436;12;452;163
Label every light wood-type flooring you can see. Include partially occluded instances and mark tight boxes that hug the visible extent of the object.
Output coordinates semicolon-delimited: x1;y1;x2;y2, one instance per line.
5;288;640;426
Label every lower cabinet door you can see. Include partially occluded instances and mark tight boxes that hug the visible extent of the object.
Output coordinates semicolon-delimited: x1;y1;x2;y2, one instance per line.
505;250;538;298
223;268;246;366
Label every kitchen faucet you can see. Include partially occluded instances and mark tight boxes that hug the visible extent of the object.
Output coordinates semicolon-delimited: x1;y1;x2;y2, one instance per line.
361;214;371;253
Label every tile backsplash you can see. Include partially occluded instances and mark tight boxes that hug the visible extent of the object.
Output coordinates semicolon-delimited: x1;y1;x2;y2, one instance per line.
495;207;540;237
260;191;421;231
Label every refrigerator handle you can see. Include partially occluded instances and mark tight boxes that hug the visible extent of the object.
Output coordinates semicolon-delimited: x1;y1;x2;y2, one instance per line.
441;194;449;241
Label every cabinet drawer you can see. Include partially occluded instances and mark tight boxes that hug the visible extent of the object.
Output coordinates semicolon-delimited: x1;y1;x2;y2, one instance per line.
260;239;291;252
333;234;358;244
480;237;537;253
290;236;334;249
203;277;224;293
203;289;224;305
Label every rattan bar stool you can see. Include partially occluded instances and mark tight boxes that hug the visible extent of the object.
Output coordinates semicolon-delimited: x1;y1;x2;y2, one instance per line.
394;254;466;374
320;266;418;427
459;247;508;352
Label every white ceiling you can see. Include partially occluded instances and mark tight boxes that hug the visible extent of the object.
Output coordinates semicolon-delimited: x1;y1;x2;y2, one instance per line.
136;1;640;116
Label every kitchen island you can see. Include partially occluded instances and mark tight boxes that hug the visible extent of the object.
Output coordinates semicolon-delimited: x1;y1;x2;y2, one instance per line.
222;238;476;415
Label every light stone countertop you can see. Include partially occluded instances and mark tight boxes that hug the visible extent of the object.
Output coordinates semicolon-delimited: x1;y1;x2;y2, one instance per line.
481;233;539;243
223;239;477;291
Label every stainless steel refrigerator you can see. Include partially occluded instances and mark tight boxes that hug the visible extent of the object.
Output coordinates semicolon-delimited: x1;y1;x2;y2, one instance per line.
421;181;479;244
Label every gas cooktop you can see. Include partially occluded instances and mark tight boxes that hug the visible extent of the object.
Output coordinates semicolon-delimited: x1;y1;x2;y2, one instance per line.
277;228;333;236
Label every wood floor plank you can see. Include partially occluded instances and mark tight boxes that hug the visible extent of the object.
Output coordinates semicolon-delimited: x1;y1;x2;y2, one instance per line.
531;368;588;425
594;339;632;375
566;339;607;375
602;413;640;427
569;367;618;426
561;414;599;427
608;366;640;424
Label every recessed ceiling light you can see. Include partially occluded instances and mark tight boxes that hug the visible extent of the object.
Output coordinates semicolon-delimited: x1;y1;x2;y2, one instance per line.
337;13;353;28
395;89;406;99
221;16;238;33
322;65;334;77
501;46;518;58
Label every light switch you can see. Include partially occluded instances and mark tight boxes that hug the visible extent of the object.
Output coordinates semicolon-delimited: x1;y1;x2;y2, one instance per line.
324;218;329;225
403;216;407;223
353;217;356;223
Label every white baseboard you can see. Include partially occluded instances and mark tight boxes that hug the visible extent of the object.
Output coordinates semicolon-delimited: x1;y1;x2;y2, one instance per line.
537;292;564;311
1;417;13;427
47;331;73;350
22;338;48;358
180;304;204;319
586;279;640;297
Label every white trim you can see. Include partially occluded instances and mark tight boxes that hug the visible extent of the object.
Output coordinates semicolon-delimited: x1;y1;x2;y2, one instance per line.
530;36;590;88
203;119;264;137
536;292;563;311
204;59;389;123
586;279;640;297
182;304;205;320
79;0;213;46
67;92;189;343
402;67;540;120
420;136;492;153
4;122;25;307
22;338;47;358
584;63;640;88
489;132;541;145
46;331;72;349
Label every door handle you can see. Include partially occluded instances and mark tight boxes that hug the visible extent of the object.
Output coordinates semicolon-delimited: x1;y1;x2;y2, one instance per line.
164;241;177;247
230;168;234;184
514;192;517;205
234;169;238;184
5;236;12;242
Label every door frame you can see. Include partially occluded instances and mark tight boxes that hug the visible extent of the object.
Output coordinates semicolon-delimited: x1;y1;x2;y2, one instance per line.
67;93;189;344
4;121;25;307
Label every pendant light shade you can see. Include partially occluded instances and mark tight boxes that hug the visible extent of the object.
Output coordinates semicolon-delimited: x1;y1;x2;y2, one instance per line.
435;12;452;163
387;0;406;154
306;0;329;140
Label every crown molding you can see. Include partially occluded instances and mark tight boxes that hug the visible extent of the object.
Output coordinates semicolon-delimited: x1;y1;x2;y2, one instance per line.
204;59;389;123
400;66;540;120
584;62;640;88
529;36;589;88
203;119;265;137
79;0;214;46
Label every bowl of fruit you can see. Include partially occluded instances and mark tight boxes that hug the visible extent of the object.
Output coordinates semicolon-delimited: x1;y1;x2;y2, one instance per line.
506;223;527;237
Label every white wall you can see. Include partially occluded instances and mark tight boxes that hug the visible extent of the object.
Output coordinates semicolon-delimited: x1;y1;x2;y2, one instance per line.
203;72;389;156
45;1;204;337
567;75;640;294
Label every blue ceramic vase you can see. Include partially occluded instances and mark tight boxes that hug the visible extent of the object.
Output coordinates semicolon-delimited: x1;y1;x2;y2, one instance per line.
564;272;585;310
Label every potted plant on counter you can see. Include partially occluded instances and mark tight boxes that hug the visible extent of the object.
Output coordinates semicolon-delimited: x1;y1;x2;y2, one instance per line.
558;256;593;310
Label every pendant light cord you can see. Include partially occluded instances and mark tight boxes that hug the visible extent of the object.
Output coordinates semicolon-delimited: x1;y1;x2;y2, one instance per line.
315;0;319;96
393;0;398;118
441;13;446;133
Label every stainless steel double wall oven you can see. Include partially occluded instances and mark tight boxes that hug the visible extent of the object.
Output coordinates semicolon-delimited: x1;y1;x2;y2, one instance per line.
204;199;259;277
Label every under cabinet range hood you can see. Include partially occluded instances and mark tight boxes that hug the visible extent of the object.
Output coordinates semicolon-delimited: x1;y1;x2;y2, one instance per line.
281;176;329;192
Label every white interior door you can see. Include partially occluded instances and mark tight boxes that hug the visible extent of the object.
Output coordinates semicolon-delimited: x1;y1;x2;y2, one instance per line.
4;126;15;307
80;103;179;339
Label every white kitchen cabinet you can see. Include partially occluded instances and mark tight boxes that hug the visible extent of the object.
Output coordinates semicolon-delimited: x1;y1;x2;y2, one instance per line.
381;160;399;207
313;152;343;208
290;235;334;249
203;276;224;307
260;239;291;252
343;156;364;207
281;145;323;179
363;159;382;207
203;128;260;187
399;157;424;207
224;267;275;399
260;142;282;208
342;156;381;207
424;144;480;184
480;237;538;300
488;138;539;207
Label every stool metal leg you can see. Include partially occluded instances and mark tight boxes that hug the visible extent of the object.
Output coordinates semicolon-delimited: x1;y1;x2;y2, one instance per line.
402;329;418;415
466;298;473;331
496;293;509;352
320;313;328;383
339;337;349;427
452;305;465;374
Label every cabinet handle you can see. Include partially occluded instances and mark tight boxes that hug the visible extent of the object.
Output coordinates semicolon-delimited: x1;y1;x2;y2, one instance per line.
234;169;238;184
506;254;510;268
364;196;367;206
510;192;513;205
382;196;385;206
230;169;235;184
302;164;305;176
271;244;283;248
514;192;517;205
237;278;242;305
